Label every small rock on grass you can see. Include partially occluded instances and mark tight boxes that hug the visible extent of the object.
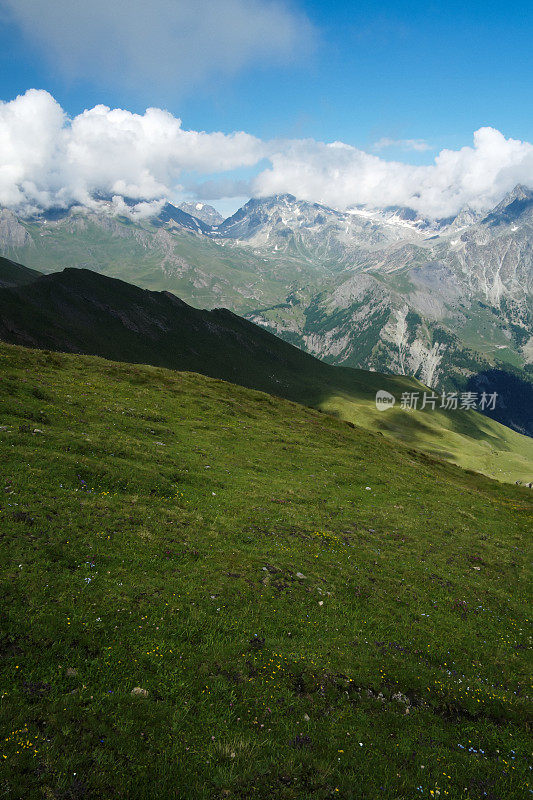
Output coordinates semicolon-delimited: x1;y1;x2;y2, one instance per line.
131;686;149;697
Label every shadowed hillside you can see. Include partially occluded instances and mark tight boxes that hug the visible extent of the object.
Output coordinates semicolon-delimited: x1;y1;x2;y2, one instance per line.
0;254;42;288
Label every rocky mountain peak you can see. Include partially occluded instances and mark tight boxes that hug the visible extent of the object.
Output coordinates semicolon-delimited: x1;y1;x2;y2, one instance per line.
177;201;224;226
481;184;533;227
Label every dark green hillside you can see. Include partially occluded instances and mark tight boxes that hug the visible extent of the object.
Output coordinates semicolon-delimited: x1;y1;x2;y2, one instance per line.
0;266;334;396
0;343;531;799
0;267;531;482
0;255;42;288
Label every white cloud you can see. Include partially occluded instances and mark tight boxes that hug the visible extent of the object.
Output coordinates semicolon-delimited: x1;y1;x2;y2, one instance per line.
0;89;266;214
110;197;167;220
1;90;532;219
372;137;431;152
253;128;533;218
2;0;313;93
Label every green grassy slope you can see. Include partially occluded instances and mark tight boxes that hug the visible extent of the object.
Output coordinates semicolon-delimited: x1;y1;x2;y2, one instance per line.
0;267;531;483
316;377;533;484
0;343;531;799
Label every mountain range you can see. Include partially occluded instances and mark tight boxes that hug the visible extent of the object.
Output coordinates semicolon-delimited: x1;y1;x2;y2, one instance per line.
0;185;531;435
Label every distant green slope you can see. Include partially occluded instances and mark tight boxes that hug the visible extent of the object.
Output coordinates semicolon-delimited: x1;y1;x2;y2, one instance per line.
0;343;531;799
0;267;531;482
4;215;325;313
3;206;531;439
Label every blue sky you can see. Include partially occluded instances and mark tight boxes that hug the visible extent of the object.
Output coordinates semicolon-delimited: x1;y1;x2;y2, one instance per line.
1;0;531;155
186;0;533;156
0;0;532;217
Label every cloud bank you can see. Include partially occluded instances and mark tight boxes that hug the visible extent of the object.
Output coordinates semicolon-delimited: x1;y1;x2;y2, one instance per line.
2;0;313;93
0;90;266;213
254;130;533;218
1;90;532;219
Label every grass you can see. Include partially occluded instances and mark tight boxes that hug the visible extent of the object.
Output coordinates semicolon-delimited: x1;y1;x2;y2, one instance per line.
0;342;531;799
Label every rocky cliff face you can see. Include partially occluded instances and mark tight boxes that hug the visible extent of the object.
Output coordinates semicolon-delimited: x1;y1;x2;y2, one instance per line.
243;187;533;389
0;210;32;249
